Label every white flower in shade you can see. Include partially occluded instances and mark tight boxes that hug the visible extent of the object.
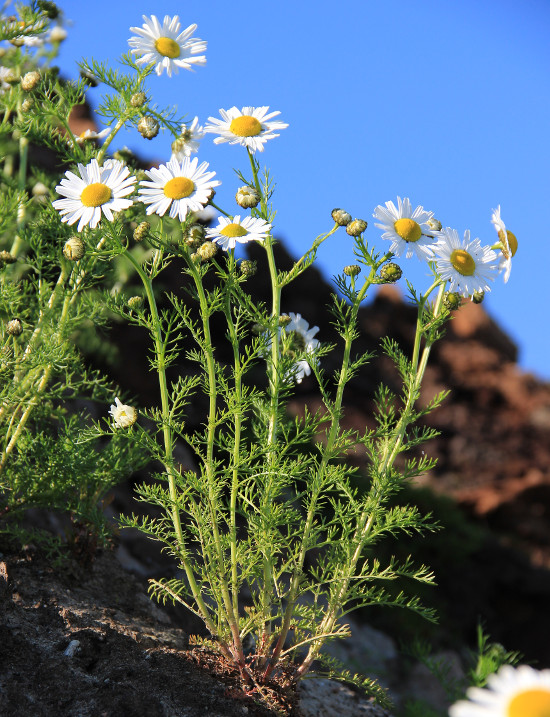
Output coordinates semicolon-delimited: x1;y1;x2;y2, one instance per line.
265;313;320;384
432;227;499;296
52;158;136;232
206;215;271;251
204;106;288;153
137;156;220;222
73;128;110;144
491;205;517;283
109;397;138;428
373;196;438;261
171;117;205;160
128;15;206;77
449;664;550;717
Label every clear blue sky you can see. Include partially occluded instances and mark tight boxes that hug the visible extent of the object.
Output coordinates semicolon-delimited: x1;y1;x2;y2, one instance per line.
50;0;550;379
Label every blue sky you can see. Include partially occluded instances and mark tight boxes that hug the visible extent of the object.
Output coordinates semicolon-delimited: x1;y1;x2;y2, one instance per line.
50;0;550;379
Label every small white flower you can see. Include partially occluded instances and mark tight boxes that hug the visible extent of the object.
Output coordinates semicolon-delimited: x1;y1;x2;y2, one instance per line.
109;397;138;429
373;196;437;261
491;205;517;283
432;227;499;296
204;106;288;153
449;664;550;717
52;158;136;232
128;15;206;77
265;313;320;384
138;156;220;222
73;128;111;144
171;117;205;160
0;66;13;94
206;215;271;251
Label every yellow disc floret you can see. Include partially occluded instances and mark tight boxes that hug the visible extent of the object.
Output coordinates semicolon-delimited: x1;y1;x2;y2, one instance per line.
220;223;249;238
394;218;422;243
450;248;476;276
230;116;263;137
508;688;550;717
163;177;195;199
154;37;181;58
80;183;112;207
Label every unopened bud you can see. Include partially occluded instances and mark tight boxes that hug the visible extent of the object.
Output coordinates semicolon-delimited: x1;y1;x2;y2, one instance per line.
190;252;201;263
443;291;462;311
38;0;60;19
379;262;402;283
32;181;48;197
472;290;485;304
240;259;257;277
183;223;206;248
6;318;22;336
236;186;260;209
0;251;16;265
346;218;368;237
137;115;159;140
127;296;143;310
49;25;67;42
197;241;218;261
63;236;85;261
331;208;352;226
427;218;442;232
21;70;40;91
21;98;34;112
278;315;291;328
133;221;150;243
113;147;135;164
343;264;361;277
130;91;147;108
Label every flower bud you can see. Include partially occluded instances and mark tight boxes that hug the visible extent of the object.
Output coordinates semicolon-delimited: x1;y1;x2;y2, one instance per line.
240;259;257;277
109;397;137;429
63;236;85;261
133;221;150;243
183;223;206;248
346;218;368;237
278;315;291;328
190;252;201;263
21;98;34;112
443;291;462;311
427;217;442;232
0;251;16;265
197;241;218;261
38;0;60;19
21;71;40;92
236;186;260;209
138;115;159;140
32;181;48;198
130;91;147;108
6;318;22;336
331;208;352;226
343;264;361;277
127;296;143;310
49;25;67;42
472;290;485;304
113;147;135;164
379;262;402;283
80;69;98;87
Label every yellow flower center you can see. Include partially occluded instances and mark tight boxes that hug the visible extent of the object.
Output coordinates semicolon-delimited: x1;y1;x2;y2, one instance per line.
230;116;263;137
220;223;248;238
499;229;518;258
154;37;181;59
508;688;550;717
394;218;422;243
164;177;195;200
80;182;112;208
450;249;476;276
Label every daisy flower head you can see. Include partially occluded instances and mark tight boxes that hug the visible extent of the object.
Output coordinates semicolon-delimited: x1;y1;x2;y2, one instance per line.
138;156;220;222
171;117;205;161
206;215;271;251
109;397;138;429
128;15;206;77
52;158;136;232
491;205;517;283
204;106;288;153
73;127;110;144
449;664;550;717
373;196;438;261
432;227;499;296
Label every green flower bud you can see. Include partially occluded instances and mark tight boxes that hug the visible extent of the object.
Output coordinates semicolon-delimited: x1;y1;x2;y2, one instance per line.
127;296;143;310
472;290;485;304
236;186;261;209
21;98;34;112
38;0;60;19
379;262;402;283
278;315;291;328
183;223;206;248
63;236;85;261
427;217;442;232
443;291;462;311
240;259;257;277
113;147;135;164
6;318;22;336
137;115;159;140
197;241;218;261
331;208;352;226
130;91;147;108
21;70;40;91
133;221;150;243
346;218;368;237
343;264;361;277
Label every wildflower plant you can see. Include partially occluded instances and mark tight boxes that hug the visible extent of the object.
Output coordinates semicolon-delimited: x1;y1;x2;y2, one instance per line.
0;2;516;710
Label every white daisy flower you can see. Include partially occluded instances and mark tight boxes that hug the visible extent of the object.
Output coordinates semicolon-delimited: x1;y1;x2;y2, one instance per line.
171;117;205;160
0;66;14;94
206;215;271;251
73;128;111;144
432;227;499;296
449;664;550;717
373;196;437;261
491;205;517;283
128;15;206;77
137;156;220;222
109;397;138;429
265;313;320;384
204;106;288;153
52;158;136;232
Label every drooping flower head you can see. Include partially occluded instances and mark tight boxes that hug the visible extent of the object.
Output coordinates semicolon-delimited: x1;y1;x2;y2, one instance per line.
171;117;205;160
449;664;550;717
491;205;517;283
128;15;206;77
432;227;499;296
204;106;288;153
373;196;437;261
137;156;220;222
109;397;138;429
52;159;136;231
206;215;271;251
